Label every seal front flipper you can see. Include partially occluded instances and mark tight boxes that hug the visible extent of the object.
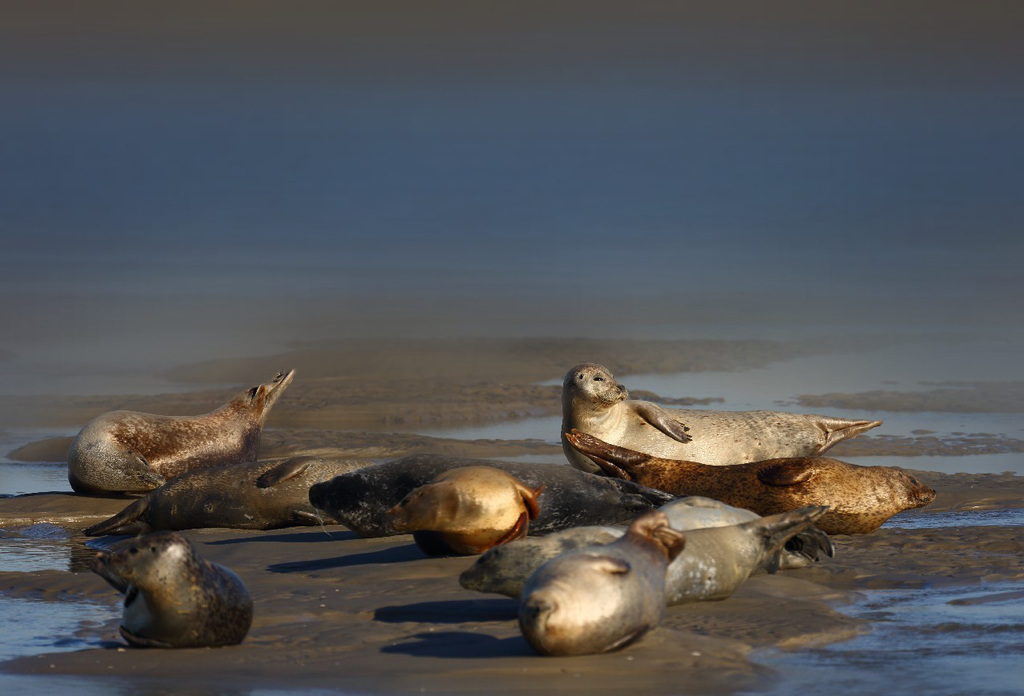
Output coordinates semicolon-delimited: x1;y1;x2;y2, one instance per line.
755;459;821;487
633;402;692;443
256;458;313;488
119;625;175;649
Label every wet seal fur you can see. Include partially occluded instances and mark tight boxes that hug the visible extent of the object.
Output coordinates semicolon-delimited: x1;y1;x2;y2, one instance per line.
517;510;685;656
69;370;295;495
90;531;253;648
85;456;372;536
462;502;830;603
387;466;545;556
567;429;936;534
561;363;881;472
308;454;676;538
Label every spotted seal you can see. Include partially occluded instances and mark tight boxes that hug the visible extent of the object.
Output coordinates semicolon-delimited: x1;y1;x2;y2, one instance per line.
461;503;829;602
561;363;881;472
566;429;935;534
84;456;372;536
517;510;685;656
387;466;545;556
68;370;295;495
90;531;253;648
307;454;676;538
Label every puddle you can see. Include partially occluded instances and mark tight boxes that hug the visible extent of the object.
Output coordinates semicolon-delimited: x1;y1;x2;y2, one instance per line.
0;595;117;663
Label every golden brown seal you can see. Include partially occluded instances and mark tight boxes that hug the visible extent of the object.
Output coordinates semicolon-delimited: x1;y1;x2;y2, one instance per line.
561;363;881;472
387;466;545;556
68;370;294;495
565;429;935;534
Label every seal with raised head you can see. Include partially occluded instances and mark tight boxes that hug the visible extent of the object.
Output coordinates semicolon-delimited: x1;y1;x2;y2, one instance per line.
561;363;882;472
566;429;936;534
68;370;295;495
387;466;545;556
308;454;676;538
90;531;253;648
461;504;829;603
85;456;372;536
518;510;685;656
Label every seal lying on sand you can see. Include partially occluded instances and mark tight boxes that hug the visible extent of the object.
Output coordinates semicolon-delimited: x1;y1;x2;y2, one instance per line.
566;430;935;534
90;531;253;648
84;456;372;536
387;466;545;556
68;370;295;495
461;504;829;603
518;510;685;656
308;454;676;538
561;363;881;472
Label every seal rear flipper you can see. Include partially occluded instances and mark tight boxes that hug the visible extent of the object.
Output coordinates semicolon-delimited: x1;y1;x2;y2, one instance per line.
84;499;152;537
564;430;656;481
782;524;835;567
493;511;531;548
745;505;829;574
119;625;175;649
257;458;313;488
633;402;692;443
518;483;545;520
812;416;883;453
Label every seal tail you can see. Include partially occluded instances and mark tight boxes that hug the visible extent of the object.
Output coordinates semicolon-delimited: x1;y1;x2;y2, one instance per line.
84;498;152;537
743;505;829;574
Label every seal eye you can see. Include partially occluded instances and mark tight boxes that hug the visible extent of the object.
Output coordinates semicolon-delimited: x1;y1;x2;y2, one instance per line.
129;547;139;555
594;376;603;382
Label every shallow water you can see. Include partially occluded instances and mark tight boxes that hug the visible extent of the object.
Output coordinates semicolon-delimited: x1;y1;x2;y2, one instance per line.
0;596;117;662
746;581;1024;696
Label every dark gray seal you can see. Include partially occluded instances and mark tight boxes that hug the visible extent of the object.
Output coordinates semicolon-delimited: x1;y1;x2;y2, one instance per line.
561;363;882;472
307;454;676;538
68;370;295;495
90;531;253;648
517;510;685;656
84;456;372;536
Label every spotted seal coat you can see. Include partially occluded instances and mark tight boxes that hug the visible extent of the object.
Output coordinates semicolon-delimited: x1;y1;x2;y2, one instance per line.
68;370;295;495
561;363;881;472
517;510;685;656
307;454;675;538
566;429;935;534
90;531;253;648
84;456;372;536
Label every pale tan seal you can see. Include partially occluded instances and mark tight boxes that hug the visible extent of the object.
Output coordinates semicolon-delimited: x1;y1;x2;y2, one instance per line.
518;510;686;656
90;531;253;648
561;363;881;472
68;370;295;495
84;456;372;536
387;466;545;556
461;504;829;603
566;429;936;534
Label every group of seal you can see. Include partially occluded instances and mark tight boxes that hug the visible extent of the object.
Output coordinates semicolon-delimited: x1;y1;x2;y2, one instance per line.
69;360;934;655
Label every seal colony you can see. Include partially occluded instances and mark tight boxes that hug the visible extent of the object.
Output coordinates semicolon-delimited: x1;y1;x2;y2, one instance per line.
68;370;295;495
45;360;940;656
561;363;881;473
566;429;936;534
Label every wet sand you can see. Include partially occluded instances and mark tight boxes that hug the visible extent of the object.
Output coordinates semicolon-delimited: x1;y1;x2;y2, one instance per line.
1;337;1022;694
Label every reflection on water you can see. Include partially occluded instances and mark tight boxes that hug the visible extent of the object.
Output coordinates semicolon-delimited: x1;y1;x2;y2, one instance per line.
747;581;1024;696
0;596;116;662
0;462;72;496
884;507;1024;529
0;674;357;696
0;524;74;572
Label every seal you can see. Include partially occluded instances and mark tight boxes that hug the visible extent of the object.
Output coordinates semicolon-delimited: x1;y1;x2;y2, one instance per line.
517;510;685;656
68;370;295;495
84;456;373;536
566;429;936;534
561;363;882;472
387;466;545;556
461;504;829;603
307;454;676;538
90;531;253;648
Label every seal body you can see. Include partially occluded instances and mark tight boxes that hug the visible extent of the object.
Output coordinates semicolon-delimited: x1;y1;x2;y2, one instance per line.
85;456;372;536
561;363;881;472
308;454;675;538
90;531;253;648
68;370;295;495
566;430;936;534
387;466;545;556
461;504;829;603
518;510;685;656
